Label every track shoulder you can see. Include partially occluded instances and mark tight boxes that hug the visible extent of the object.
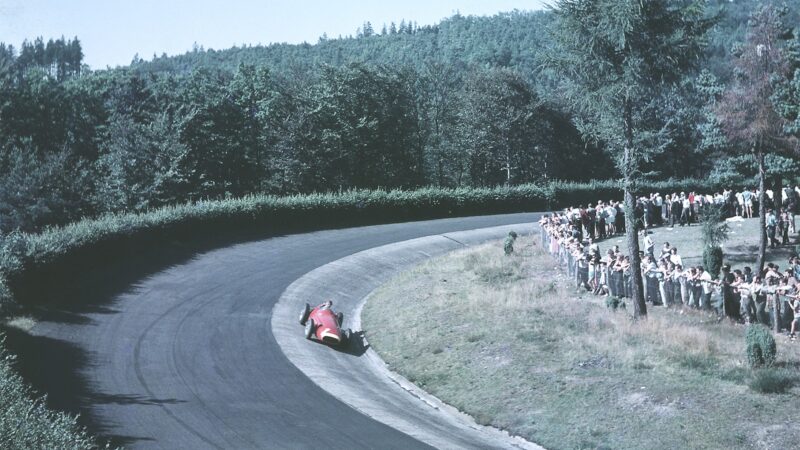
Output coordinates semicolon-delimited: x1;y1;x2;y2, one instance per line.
272;225;544;450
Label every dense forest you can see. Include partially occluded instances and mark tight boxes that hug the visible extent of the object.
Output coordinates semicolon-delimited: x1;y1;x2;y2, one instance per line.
1;0;799;233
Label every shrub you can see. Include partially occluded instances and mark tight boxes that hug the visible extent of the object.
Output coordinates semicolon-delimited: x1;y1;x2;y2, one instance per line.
504;236;515;255
703;246;724;279
748;368;799;394
746;324;777;368
605;296;625;311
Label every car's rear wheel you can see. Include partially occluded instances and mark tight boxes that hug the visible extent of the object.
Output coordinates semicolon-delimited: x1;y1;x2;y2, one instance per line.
336;312;344;327
299;303;311;325
342;328;351;345
304;319;315;340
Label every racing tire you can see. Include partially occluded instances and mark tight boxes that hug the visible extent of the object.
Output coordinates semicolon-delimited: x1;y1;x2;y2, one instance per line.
336;312;344;327
299;303;311;325
342;328;351;345
304;319;315;340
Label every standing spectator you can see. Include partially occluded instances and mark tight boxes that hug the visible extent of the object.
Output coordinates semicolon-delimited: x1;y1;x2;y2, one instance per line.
670;194;681;227
597;204;607;239
660;261;671;307
658;242;671;263
736;190;744;217
698;267;713;310
752;276;769;325
766;209;778;248
743;266;754;283
672;263;684;305
643;256;660;304
605;202;617;236
722;265;739;319
788;294;800;340
669;247;683;268
780;209;791;245
680;194;691;226
743;188;753;218
738;273;757;323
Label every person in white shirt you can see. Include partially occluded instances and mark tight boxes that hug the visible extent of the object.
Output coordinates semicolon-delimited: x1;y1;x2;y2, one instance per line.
698;267;714;310
736;191;744;216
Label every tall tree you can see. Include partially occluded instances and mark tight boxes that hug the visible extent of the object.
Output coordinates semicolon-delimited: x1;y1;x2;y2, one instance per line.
716;4;793;276
547;0;712;319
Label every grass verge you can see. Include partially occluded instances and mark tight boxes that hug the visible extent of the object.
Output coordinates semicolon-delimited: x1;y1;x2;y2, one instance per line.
0;333;101;449
362;231;800;449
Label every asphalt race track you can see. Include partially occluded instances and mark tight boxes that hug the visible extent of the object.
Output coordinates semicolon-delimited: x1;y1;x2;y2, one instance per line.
13;212;539;449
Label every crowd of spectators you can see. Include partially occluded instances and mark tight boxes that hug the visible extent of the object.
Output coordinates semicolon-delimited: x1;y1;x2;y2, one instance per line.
538;186;800;338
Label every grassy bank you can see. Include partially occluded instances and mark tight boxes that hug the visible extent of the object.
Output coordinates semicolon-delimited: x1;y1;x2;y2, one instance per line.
362;231;800;449
0;333;101;449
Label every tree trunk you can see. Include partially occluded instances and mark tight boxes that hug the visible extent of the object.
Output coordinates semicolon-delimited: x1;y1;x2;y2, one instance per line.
624;186;647;319
756;148;768;275
623;98;647;319
774;176;783;215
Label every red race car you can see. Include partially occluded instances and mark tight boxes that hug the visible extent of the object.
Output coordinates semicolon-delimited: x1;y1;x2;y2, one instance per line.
299;301;351;346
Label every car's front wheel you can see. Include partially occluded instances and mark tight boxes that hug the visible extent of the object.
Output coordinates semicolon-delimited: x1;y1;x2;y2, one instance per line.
299;303;311;325
304;319;315;340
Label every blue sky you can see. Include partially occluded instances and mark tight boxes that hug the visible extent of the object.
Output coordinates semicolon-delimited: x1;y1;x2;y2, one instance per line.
0;0;548;70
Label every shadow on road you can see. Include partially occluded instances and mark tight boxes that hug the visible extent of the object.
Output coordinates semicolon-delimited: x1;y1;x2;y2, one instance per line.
307;330;370;357
1;325;172;448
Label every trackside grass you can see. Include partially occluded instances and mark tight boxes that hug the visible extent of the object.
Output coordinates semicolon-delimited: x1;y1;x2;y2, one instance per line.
0;333;101;449
362;231;800;450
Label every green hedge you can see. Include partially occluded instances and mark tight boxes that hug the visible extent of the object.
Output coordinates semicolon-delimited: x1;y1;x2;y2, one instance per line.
0;185;552;310
0;179;739;311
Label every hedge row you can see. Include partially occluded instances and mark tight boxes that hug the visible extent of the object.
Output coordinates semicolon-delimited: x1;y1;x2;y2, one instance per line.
0;185;551;309
1;179;738;311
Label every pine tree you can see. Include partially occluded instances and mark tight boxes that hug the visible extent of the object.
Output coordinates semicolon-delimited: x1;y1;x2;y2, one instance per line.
546;0;713;319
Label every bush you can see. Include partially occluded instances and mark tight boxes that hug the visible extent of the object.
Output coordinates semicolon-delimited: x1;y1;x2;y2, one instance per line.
746;324;777;368
605;296;625;311
748;368;799;394
703;246;724;279
503;236;514;255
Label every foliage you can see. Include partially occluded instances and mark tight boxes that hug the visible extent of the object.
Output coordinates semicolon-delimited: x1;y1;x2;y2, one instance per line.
699;203;730;279
703;246;724;279
503;236;514;255
715;4;792;152
3;2;799;235
504;231;517;255
699;203;730;247
0;334;101;449
546;0;713;319
605;296;625;311
746;324;777;368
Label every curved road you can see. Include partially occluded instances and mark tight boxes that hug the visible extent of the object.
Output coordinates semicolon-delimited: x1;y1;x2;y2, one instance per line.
17;213;537;449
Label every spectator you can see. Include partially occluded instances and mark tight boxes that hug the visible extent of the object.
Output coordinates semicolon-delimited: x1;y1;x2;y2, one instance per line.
743;188;753;218
767;209;778;248
697;267;713;310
